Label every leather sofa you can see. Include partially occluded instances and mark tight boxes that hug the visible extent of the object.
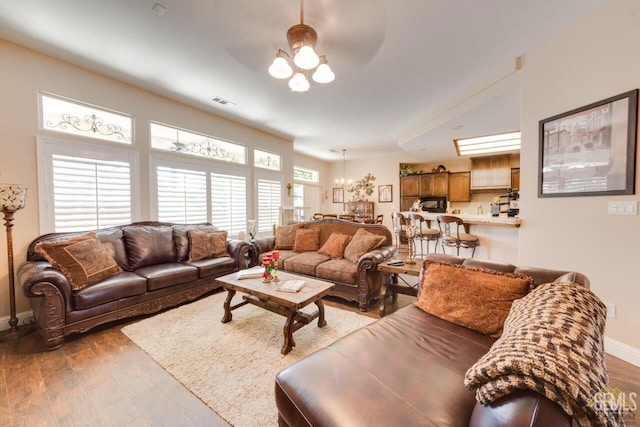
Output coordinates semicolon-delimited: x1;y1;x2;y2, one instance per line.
275;253;590;427
18;221;250;349
252;219;395;311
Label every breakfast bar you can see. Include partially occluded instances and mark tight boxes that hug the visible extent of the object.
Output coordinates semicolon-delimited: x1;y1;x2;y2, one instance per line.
400;212;521;264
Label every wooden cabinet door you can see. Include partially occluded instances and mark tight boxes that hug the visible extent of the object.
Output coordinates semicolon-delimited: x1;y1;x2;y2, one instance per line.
471;155;510;189
491;156;511;187
511;168;520;190
401;197;415;212
471;157;491;188
433;173;449;196
419;174;434;196
448;172;470;202
401;176;420;196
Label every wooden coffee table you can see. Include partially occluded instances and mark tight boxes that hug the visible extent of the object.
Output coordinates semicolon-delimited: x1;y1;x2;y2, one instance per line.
216;270;335;355
377;260;423;317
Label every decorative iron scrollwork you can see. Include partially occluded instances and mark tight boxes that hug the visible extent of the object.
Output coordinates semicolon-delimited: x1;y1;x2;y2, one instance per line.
256;156;280;169
47;113;131;142
170;138;240;163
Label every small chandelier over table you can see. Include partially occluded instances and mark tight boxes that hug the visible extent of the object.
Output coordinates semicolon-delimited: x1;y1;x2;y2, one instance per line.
268;0;335;92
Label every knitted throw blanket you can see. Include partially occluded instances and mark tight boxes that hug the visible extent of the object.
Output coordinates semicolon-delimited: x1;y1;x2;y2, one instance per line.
464;282;622;427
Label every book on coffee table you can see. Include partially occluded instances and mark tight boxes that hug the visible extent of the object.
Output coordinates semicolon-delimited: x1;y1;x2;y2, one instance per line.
276;280;305;293
236;266;265;280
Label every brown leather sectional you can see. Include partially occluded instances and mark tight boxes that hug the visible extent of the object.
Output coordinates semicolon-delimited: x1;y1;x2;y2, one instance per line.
275;253;590;426
18;221;250;349
251;219;395;311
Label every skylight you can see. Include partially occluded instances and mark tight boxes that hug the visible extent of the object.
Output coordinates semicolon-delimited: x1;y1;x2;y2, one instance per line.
454;131;521;156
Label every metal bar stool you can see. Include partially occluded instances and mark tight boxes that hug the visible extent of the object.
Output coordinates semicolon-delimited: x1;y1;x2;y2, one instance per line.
436;215;479;257
407;213;440;258
391;212;405;249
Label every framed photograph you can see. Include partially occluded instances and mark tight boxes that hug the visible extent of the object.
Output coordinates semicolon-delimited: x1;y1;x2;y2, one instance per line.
539;89;638;197
332;187;344;203
378;184;393;203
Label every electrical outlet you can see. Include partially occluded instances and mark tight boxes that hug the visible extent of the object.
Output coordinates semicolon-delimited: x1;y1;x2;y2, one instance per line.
604;302;616;318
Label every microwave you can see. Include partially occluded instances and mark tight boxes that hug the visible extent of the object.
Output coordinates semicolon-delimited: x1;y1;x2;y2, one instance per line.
419;196;447;213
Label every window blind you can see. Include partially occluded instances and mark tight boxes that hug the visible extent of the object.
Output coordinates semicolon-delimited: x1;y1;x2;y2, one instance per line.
156;166;207;224
257;179;282;234
52;154;132;232
211;173;246;234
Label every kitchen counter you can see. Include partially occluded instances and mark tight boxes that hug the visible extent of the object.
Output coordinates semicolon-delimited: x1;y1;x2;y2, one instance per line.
403;212;521;228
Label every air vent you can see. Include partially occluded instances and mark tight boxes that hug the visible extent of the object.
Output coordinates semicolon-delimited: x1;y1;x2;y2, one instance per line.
211;96;236;107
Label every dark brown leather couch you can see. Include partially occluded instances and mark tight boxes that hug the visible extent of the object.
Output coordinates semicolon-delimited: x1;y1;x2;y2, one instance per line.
18;221;250;349
252;219;395;311
275;253;590;427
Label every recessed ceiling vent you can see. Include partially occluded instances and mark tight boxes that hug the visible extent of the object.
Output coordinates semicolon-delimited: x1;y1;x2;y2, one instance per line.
211;96;236;106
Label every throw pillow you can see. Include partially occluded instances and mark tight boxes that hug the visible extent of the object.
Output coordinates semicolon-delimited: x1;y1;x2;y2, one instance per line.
293;228;321;252
414;261;533;337
318;232;352;259
274;223;306;250
343;228;387;263
35;232;122;291
188;230;229;261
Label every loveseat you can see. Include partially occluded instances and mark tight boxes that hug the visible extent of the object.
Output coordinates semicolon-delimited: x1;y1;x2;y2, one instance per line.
251;219;395;311
275;254;605;427
18;221;250;349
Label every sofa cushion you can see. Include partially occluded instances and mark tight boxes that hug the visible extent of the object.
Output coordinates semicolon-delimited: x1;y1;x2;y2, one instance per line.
35;232;122;291
293;228;321;252
188;229;229;261
124;225;176;270
72;271;147;310
274;223;305;250
315;259;357;285
187;256;237;278
135;263;199;291
173;224;219;261
284;252;331;276
318;232;352;259
96;228;129;270
343;228;386;263
415;261;533;337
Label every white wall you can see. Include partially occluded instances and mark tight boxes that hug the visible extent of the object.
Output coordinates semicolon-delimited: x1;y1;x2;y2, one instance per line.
519;0;640;352
0;39;292;318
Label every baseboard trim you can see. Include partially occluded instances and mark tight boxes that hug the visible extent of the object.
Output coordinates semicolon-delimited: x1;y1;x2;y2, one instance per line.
605;336;640;368
0;310;34;331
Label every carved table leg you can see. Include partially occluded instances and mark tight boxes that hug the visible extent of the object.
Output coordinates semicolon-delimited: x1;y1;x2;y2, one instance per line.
315;300;327;327
281;310;297;355
221;289;236;323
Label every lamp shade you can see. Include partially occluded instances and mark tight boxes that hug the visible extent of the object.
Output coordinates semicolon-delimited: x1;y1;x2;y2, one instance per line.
0;184;27;212
312;62;335;84
293;45;320;70
289;72;310;92
268;56;293;79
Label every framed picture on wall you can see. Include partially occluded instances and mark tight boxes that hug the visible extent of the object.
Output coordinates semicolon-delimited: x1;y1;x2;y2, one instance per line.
378;185;392;203
538;89;638;197
332;187;344;203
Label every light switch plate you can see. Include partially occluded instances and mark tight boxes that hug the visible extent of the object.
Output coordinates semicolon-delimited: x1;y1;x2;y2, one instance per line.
608;201;637;215
604;302;616;318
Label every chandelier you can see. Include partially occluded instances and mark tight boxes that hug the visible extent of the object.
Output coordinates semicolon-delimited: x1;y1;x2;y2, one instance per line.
268;0;335;92
335;149;352;187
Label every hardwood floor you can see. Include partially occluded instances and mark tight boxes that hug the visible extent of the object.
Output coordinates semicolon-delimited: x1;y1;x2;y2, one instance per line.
1;291;639;426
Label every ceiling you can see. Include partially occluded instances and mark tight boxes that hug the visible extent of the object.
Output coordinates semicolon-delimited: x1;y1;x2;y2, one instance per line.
0;0;606;162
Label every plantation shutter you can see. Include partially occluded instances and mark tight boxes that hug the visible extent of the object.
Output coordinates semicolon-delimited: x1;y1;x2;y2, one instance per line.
156;166;207;223
257;179;282;234
210;173;247;235
52;154;132;232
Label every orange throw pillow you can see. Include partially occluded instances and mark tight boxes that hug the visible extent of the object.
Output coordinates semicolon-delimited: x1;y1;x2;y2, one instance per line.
293;228;321;252
414;261;533;337
318;233;352;259
343;228;386;263
274;223;305;250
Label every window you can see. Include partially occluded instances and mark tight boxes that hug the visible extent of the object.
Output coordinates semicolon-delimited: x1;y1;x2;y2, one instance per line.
37;137;139;233
257;179;282;234
294;166;319;183
150;122;246;164
254;149;281;171
211;173;247;235
293;184;305;221
39;92;133;144
156;166;207;223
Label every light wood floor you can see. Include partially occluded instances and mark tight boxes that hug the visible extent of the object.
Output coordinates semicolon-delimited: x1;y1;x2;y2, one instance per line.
2;290;639;426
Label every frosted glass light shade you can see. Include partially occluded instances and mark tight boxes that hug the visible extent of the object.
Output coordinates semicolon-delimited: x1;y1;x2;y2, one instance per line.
268;56;293;79
288;72;310;92
293;45;320;70
312;63;335;83
0;184;27;212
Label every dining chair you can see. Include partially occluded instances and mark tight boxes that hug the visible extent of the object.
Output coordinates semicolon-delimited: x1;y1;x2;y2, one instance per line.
338;214;355;221
312;213;323;220
436;215;479;257
375;214;383;224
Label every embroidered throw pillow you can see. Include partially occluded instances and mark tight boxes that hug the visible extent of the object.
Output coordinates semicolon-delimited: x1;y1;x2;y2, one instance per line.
318;233;352;259
343;228;386;263
293;228;321;252
35;232;122;291
188;230;229;261
274;223;306;250
414;261;533;337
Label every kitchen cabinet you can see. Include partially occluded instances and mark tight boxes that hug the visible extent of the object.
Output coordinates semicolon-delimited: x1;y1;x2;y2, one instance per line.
400;175;420;196
511;168;520;190
471;155;511;189
420;173;448;196
344;201;374;222
448;172;471;202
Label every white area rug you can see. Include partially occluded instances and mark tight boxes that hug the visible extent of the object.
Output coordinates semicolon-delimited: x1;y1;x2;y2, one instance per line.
122;292;375;426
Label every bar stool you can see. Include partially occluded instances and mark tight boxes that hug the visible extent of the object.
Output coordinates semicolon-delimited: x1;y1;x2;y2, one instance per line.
407;213;440;258
391;212;405;249
436;215;479;257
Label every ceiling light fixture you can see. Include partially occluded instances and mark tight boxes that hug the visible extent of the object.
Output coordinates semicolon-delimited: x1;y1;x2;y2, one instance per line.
268;0;335;92
454;131;521;156
335;149;352;186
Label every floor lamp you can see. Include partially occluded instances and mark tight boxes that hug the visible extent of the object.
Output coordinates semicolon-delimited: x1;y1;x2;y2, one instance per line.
0;183;32;342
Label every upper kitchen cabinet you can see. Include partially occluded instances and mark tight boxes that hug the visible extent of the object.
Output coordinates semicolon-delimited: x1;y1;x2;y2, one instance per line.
448;172;471;202
420;173;448;196
400;175;420;197
470;155;511;190
511;168;520;191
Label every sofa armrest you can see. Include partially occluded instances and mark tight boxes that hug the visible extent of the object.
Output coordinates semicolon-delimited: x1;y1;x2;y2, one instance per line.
355;245;395;311
226;239;252;269
18;261;73;302
251;237;275;258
